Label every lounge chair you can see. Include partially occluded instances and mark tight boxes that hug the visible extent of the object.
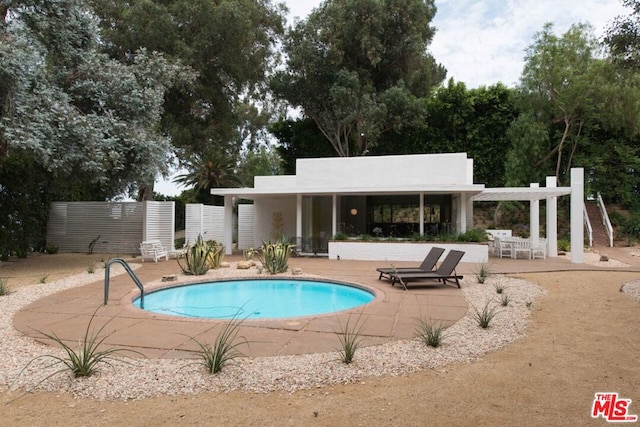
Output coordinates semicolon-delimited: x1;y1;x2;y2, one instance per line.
376;247;445;281
388;249;465;290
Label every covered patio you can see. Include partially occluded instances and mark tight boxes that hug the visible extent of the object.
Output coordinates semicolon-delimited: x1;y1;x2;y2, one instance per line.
212;153;585;264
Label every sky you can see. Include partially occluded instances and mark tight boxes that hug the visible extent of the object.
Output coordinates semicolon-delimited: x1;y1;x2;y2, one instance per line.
155;0;631;196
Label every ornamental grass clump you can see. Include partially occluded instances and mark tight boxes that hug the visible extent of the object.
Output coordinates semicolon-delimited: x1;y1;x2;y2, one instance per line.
473;300;502;329
178;234;211;275
252;236;296;274
335;312;367;364
0;277;10;296
474;263;491;284
183;312;248;374
12;306;143;396
499;293;511;307
414;318;448;348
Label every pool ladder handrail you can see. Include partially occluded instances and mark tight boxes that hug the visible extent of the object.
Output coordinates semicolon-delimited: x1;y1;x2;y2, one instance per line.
103;258;145;309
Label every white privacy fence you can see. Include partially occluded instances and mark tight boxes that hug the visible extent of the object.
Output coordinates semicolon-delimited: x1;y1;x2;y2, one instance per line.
47;201;175;254
185;204;224;244
237;204;254;250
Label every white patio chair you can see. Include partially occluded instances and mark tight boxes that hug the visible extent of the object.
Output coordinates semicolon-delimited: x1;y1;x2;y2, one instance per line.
531;238;547;259
511;238;531;259
140;240;169;262
496;237;513;258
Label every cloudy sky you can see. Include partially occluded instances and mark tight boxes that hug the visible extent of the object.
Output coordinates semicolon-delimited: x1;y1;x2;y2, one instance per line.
286;0;631;88
156;0;631;196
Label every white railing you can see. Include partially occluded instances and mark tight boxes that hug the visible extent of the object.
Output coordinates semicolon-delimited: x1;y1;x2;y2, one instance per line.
583;203;593;248
597;193;614;247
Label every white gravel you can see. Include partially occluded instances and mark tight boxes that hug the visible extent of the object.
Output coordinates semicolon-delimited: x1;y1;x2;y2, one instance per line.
0;265;549;400
620;279;640;302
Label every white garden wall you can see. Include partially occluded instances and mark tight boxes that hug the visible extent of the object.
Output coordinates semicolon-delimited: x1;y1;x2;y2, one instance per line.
328;241;488;263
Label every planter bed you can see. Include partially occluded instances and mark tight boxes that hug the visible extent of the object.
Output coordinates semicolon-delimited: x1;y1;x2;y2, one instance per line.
328;240;488;263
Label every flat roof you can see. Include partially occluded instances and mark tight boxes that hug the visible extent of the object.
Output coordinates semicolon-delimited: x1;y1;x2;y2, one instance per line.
211;184;487;198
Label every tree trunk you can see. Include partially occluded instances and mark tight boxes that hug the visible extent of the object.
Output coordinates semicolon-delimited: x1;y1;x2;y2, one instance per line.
137;183;155;201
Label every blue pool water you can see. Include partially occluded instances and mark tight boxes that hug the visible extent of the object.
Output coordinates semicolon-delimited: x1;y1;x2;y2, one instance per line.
133;279;375;319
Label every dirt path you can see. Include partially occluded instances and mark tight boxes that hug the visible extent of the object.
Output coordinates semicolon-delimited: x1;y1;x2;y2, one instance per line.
1;259;639;426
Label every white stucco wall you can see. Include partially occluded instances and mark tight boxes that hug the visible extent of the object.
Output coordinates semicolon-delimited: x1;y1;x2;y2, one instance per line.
328;241;488;263
295;153;471;190
253;196;297;246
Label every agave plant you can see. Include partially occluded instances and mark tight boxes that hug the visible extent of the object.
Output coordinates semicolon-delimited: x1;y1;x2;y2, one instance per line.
205;240;225;269
177;234;211;275
252;236;296;274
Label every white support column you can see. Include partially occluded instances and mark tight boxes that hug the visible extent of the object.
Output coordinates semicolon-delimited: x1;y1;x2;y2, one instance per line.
459;193;467;233
332;194;337;237
296;194;302;249
466;195;474;231
546;176;558;257
570;168;584;263
530;183;540;244
419;192;424;235
224;196;233;255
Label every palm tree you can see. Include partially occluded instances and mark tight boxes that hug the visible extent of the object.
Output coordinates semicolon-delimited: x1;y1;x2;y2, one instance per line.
174;149;242;204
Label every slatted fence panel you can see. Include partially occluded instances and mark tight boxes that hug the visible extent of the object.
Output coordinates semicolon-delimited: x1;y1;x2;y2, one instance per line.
47;202;144;253
143;201;175;250
185;204;224;245
237;204;254;250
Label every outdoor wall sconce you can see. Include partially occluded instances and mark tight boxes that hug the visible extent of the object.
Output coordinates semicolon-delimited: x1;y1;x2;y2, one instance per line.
350;208;358;216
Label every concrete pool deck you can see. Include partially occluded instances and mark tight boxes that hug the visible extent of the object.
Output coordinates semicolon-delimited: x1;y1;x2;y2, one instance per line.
12;248;640;359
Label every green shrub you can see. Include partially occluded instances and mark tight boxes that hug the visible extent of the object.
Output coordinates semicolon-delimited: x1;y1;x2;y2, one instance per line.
414;318;447;348
607;210;626;227
45;245;59;254
252;236;296;274
494;283;506;294
619;211;640;245
455;228;488;243
557;238;571;252
178;234;211;275
243;247;254;261
38;274;48;284
16;247;28;259
174;237;186;249
333;231;349;240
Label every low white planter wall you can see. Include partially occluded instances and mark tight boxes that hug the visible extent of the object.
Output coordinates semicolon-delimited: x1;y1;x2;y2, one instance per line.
328;241;488;263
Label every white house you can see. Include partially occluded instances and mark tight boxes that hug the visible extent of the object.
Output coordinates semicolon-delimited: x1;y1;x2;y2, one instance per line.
212;153;583;263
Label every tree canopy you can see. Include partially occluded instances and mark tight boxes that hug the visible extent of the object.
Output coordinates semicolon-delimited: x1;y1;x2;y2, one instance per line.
273;0;446;157
0;0;191;254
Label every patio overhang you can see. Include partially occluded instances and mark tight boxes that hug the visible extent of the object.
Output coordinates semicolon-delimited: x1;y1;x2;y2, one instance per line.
471;187;572;202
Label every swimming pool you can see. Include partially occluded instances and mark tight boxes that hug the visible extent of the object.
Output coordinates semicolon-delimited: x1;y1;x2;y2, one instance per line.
133;279;375;319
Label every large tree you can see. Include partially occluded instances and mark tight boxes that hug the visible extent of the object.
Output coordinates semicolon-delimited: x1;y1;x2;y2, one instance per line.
91;0;287;197
516;23;608;184
605;0;640;69
273;0;446;157
0;0;189;253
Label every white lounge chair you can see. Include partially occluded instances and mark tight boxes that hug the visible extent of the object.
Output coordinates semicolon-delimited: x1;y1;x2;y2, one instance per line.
140;240;169;262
